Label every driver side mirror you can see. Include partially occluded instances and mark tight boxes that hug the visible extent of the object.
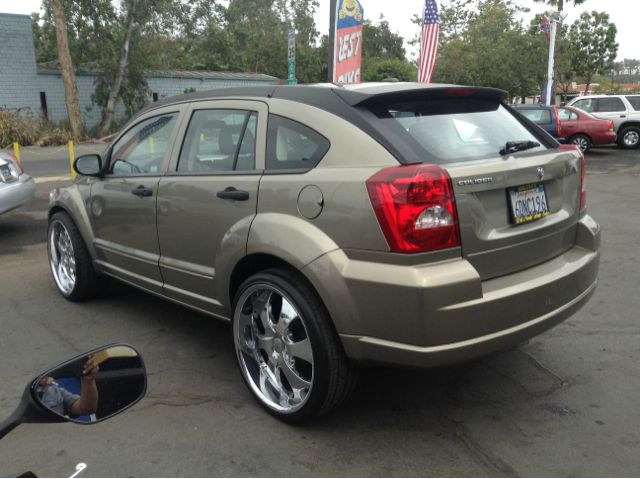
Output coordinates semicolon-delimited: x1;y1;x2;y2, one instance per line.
0;344;146;439
73;154;103;177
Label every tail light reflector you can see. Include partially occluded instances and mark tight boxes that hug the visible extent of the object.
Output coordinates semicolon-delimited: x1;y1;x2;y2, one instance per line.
608;120;614;131
366;164;460;253
553;106;562;138
559;144;586;211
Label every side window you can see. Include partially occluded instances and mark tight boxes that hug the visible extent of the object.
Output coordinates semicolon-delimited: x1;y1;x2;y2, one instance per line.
109;113;178;176
557;108;572;121
625;96;640;111
519;109;552;124
572;99;594;113
596;97;625;112
266;115;330;170
570;111;580;120
178;109;257;172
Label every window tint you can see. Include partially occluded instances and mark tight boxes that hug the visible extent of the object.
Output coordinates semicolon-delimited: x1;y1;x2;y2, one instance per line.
572;99;594;113
266;115;330;170
376;99;544;164
626;96;640;111
178;109;257;172
518;108;552;124
596;97;625;112
109;113;178;176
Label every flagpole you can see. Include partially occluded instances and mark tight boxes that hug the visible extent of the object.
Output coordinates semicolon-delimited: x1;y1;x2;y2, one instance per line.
545;11;559;106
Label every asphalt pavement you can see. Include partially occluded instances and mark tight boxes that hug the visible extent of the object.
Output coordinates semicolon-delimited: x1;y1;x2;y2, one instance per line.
7;143;106;179
0;146;639;477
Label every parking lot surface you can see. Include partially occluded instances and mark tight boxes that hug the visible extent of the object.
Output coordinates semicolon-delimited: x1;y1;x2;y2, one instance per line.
0;146;639;477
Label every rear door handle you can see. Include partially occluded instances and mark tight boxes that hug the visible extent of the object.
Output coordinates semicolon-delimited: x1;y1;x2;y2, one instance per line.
216;187;249;201
131;185;153;197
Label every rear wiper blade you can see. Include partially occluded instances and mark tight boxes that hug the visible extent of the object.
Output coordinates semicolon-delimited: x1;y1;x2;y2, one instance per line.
499;140;541;156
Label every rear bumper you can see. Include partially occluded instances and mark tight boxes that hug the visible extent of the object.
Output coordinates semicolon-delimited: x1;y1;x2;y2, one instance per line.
592;131;617;145
0;175;35;214
304;215;600;368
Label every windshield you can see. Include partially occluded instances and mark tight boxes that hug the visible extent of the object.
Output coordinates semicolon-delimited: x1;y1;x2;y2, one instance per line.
375;98;546;164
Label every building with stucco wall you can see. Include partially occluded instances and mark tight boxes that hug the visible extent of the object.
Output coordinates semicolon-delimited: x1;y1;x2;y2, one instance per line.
0;12;279;131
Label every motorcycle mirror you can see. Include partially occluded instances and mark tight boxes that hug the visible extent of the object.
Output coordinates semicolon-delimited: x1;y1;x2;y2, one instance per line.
0;344;146;440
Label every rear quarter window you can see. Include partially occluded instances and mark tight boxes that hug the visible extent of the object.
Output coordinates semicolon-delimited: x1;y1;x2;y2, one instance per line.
626;96;640;111
266;115;330;170
596;97;625;112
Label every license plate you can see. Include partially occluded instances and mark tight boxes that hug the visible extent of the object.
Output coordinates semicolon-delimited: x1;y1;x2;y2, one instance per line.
0;165;15;183
508;183;550;225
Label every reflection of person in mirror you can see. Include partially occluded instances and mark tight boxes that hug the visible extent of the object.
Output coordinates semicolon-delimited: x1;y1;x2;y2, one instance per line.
37;355;99;418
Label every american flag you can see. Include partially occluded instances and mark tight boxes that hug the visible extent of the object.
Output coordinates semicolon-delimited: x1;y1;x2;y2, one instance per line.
418;0;440;83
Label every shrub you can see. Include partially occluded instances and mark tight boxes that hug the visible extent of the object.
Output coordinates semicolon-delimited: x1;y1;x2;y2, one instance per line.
37;126;73;147
0;110;38;148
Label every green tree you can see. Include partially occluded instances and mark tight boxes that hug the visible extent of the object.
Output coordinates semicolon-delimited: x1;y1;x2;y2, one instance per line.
439;0;477;40
568;11;618;94
363;58;417;82
362;18;406;60
434;0;547;101
532;0;587;11
361;17;414;83
277;0;325;83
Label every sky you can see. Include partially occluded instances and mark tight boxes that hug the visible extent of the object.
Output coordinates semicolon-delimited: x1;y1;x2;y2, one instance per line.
0;0;637;60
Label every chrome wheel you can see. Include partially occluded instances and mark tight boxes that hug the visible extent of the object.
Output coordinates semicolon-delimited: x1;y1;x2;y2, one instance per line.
572;136;589;152
234;284;314;413
623;130;639;147
49;220;76;294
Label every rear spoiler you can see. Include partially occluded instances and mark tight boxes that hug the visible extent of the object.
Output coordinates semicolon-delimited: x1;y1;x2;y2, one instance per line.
333;84;509;107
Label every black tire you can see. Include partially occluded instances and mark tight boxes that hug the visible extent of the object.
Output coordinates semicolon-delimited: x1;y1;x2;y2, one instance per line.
569;134;591;153
231;267;357;423
47;211;100;301
617;126;640;149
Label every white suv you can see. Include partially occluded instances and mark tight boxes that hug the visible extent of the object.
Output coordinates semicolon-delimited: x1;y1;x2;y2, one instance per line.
567;95;640;149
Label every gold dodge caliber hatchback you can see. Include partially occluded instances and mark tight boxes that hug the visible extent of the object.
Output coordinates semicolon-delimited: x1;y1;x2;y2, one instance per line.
48;83;600;422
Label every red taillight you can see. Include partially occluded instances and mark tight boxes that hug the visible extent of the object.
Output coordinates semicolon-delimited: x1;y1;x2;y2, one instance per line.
608;120;614;131
559;144;586;211
366;164;460;253
553;106;562;138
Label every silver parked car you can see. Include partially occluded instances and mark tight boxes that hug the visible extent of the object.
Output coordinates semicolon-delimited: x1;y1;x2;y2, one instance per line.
0;151;35;215
47;83;600;422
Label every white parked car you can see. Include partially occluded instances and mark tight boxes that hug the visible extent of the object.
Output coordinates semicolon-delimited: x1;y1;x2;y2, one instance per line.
0;151;35;214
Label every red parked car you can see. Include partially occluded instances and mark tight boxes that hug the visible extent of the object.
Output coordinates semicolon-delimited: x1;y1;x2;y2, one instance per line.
558;105;616;152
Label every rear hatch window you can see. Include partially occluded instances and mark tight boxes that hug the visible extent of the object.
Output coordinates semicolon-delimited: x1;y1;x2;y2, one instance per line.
374;98;546;165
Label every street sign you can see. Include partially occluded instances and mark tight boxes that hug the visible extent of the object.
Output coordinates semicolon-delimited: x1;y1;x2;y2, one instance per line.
288;29;297;85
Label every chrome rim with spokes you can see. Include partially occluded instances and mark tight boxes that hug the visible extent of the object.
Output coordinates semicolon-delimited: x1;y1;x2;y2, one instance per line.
233;284;314;413
572;136;589;151
623;130;639;147
49;220;76;294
